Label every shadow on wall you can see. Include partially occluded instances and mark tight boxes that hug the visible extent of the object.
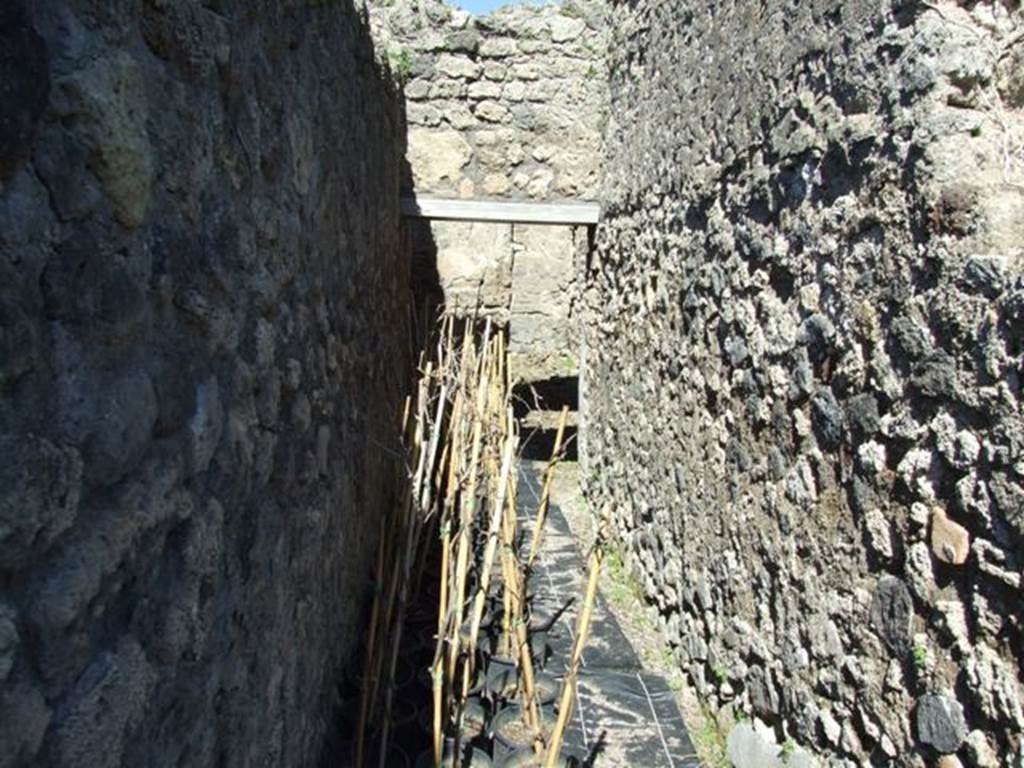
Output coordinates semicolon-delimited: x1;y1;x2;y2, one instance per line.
400;152;447;359
408;218;446;341
326;148;448;765
0;1;421;766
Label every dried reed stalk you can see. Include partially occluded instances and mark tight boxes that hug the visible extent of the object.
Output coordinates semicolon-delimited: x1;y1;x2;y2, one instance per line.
499;479;515;659
437;389;463;639
447;365;490;678
354;508;390;768
543;515;609;768
528;405;571;567
465;426;516;678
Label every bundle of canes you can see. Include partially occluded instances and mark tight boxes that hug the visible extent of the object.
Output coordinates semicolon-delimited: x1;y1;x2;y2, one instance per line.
354;314;463;768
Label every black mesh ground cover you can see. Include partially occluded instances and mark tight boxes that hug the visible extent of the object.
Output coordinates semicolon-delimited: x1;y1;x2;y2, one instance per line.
518;465;701;768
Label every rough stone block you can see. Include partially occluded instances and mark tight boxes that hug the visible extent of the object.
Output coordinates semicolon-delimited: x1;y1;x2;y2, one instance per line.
435;53;481;79
445;29;480;54
407;127;472;188
726;721;784;768
82;372;158;488
60;52;153;229
930;507;970;565
467;80;502;100
0;435;82;570
432;220;513;317
474;99;509;123
870;576;913;655
917;694;968;754
0;683;51;768
50;638;156;768
0;2;49;179
549;16;586;43
479;37;517;57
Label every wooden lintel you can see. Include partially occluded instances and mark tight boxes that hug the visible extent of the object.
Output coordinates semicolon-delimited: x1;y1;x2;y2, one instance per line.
400;195;602;225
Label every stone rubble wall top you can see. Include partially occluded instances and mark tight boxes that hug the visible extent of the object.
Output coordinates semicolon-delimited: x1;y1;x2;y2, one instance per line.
369;0;607;201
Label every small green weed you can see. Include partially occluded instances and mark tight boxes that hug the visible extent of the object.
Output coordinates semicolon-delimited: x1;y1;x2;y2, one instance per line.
559;2;584;19
912;644;928;670
387;48;412;81
781;738;796;761
660;645;676;669
691;705;730;768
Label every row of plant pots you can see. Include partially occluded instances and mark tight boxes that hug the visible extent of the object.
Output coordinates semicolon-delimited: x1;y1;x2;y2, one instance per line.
406;690;574;766
389;591;577;767
370;515;574;767
359;672;571;765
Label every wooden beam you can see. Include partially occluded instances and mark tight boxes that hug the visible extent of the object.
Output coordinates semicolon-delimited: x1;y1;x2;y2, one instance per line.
400;195;601;225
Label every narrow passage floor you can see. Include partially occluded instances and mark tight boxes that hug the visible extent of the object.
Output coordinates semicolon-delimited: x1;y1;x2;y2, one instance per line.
518;461;700;767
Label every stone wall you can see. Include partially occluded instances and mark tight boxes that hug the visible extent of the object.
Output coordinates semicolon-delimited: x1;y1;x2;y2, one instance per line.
369;0;605;201
370;0;606;382
0;2;408;766
583;1;1023;766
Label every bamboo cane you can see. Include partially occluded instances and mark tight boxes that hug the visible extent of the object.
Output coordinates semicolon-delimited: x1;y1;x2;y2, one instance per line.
465;430;516;676
447;365;490;678
527;405;571;567
505;486;542;736
502;422;541;734
543;516;608;768
377;508;418;766
431;605;455;768
511;568;540;734
355;508;391;768
500;493;515;659
368;483;407;717
410;375;450;598
430;389;464;767
436;391;463;639
376;363;436;768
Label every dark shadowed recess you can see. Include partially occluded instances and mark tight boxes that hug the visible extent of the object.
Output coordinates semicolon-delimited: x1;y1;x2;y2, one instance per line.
514;377;579;461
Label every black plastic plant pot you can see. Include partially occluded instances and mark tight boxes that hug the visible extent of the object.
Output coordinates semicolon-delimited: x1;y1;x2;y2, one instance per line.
489;581;537;609
419;697;492;744
496;747;576;768
483;655;519;701
348;739;412;768
528;634;551;670
414;744;494;768
394;656;416;691
531;671;559;707
391;697;422;751
490;704;556;765
459;696;490;741
413;738;451;768
406;604;439;633
400;628;434;669
460;617;499;659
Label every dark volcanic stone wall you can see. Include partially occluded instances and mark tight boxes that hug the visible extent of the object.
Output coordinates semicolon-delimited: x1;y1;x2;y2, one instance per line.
583;1;1023;766
0;1;407;766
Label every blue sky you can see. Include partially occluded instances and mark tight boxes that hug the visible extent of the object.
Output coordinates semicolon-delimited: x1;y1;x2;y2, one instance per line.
453;0;553;13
